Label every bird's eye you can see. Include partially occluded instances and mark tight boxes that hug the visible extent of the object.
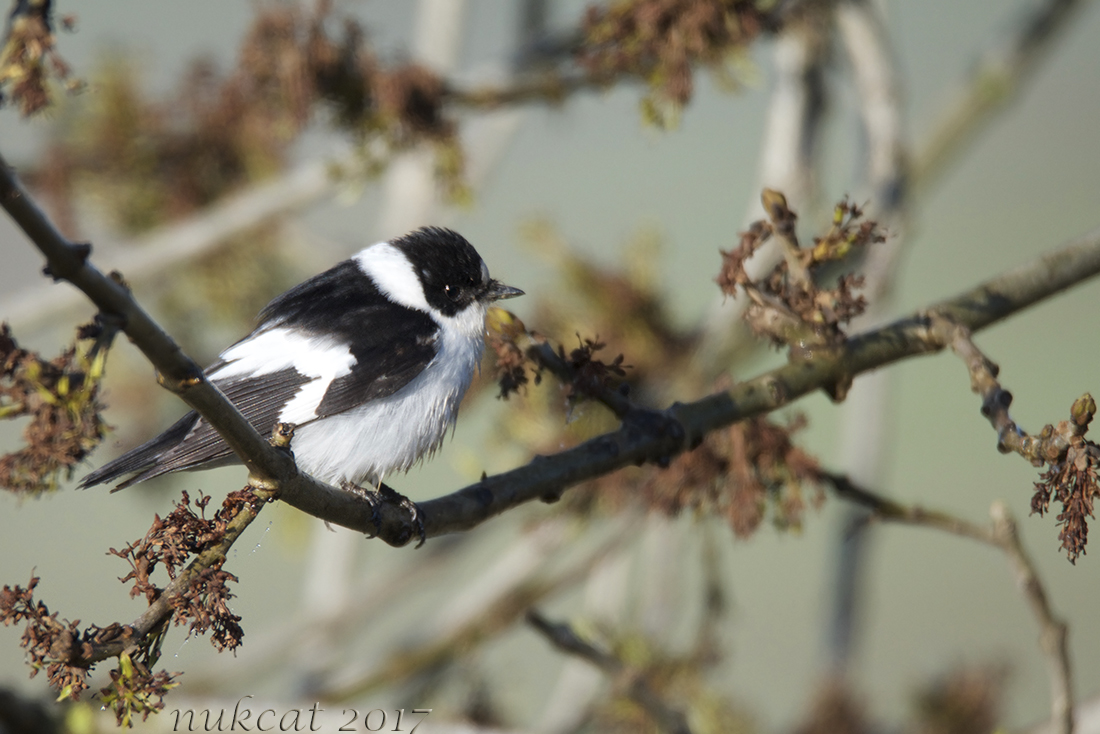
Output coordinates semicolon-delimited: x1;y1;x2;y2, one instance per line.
444;284;458;301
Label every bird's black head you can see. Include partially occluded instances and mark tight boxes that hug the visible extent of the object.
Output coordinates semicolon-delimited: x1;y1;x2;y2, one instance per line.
391;227;523;317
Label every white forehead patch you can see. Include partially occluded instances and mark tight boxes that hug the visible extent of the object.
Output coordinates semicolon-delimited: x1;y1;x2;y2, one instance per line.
354;242;431;313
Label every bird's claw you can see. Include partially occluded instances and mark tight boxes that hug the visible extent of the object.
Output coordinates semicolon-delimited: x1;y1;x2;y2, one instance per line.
378;485;427;548
343;481;425;547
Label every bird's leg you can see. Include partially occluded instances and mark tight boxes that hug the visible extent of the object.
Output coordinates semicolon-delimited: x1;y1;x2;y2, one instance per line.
341;480;426;548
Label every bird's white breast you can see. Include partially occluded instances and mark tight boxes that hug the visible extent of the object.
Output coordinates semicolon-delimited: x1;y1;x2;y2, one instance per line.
288;299;489;487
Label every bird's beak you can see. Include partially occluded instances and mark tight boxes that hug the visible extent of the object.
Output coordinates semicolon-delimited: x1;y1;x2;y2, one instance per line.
487;280;524;301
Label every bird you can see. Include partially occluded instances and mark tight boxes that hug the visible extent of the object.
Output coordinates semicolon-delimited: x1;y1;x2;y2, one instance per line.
79;226;523;498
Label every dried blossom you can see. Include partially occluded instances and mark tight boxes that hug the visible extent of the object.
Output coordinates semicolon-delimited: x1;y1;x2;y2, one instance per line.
0;0;82;115
109;490;251;649
562;336;629;402
29;1;463;239
570;408;823;538
1;487;261;718
1;575;99;700
0;323;109;494
718;192;885;353
169;564;243;651
1031;394;1099;562
484;308;540;399
578;0;766;125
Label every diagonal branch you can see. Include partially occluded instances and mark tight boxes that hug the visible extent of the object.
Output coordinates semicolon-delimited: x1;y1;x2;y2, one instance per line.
0;151;324;481
1;157;342;332
527;609;693;734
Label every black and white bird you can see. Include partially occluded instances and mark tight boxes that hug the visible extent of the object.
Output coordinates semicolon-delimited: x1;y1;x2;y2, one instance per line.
80;226;522;492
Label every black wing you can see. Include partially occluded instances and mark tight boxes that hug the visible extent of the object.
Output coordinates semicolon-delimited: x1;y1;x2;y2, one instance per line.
81;258;440;489
258;259;440;417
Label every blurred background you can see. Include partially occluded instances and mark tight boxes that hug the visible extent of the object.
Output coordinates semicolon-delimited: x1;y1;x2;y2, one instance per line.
2;1;1100;732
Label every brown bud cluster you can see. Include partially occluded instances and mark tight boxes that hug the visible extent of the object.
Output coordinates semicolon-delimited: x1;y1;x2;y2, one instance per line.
109;490;251;648
0;1;81;115
484;308;541;399
571;409;822;538
1;487;264;723
0;576;91;699
0;323;109;494
29;1;463;238
578;0;766;125
1031;393;1099;563
0;574;173;725
718;192;886;354
561;336;629;403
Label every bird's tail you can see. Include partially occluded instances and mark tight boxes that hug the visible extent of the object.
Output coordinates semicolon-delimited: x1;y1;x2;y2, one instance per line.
79;412;200;491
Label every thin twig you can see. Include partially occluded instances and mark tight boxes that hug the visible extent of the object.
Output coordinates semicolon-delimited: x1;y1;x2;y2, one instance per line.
989;502;1074;734
62;485;275;667
694;11;831;373
527;610;693;734
928;314;1077;466
911;0;1089;195
321;522;633;702
829;474;1074;734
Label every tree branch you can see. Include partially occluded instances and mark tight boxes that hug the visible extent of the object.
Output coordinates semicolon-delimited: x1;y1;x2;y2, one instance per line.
828;475;1074;734
911;0;1089;195
989;502;1074;734
527;609;693;734
1;157;343;332
78;486;274;666
0;154;297;484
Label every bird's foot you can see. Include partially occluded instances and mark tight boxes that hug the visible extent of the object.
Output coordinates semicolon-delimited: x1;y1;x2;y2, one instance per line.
378;485;426;548
341;480;382;537
341;481;426;548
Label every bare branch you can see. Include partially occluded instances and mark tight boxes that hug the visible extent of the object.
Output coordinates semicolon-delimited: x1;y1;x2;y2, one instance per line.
2;158;342;332
990;502;1074;734
829;475;1074;734
527;610;693;734
912;0;1089;195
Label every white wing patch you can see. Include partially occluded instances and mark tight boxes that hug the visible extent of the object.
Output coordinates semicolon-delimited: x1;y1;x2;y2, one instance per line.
209;328;356;423
354;242;431;313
